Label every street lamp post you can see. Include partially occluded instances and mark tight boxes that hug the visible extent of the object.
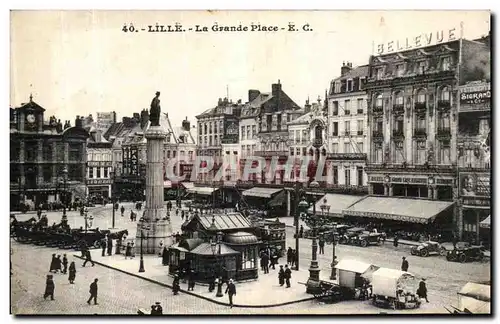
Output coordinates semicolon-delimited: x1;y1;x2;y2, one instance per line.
319;199;337;281
304;181;320;292
61;167;68;224
110;169;116;229
210;230;224;298
139;225;151;273
293;180;305;271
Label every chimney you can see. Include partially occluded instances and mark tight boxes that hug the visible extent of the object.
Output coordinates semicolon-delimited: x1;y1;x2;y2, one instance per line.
304;99;311;113
112;111;117;123
341;61;352;77
140;109;149;128
248;90;260;102
271;80;282;97
218;98;223;106
182;116;191;131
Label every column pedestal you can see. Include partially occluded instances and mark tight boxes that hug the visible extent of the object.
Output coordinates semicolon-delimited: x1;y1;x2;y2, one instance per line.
135;126;172;255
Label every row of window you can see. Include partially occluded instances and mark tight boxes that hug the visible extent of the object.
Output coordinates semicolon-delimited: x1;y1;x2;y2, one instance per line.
241;144;257;158
198;135;221;147
10;164;85;185
87;166;112;179
10;142;84;162
165;150;194;160
88;152;112;162
330;98;365;116
371;140;451;164
372;56;453;80
373;86;451;108
332;78;365;94
240;125;258;140
372;112;451;134
331;120;364;137
198;120;224;136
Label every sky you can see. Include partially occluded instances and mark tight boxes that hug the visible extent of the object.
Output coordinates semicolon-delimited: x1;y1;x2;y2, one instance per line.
10;10;490;127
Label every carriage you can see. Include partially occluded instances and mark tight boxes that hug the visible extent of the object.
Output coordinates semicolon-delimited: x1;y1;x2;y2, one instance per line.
371;268;421;310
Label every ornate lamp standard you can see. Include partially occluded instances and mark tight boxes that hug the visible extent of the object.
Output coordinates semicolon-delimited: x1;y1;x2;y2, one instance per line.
303;180;320;293
210;230;224;298
319;198;337;281
293;180;306;270
138;224;151;273
61;167;68;224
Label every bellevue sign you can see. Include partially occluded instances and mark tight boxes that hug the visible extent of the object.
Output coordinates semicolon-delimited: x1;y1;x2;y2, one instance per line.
376;28;458;55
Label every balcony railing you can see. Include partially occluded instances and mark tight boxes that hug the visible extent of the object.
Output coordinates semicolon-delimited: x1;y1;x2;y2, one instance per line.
392;129;405;137
345;110;351;115
373;106;384;113
357;130;364;136
326;153;367;160
372;131;383;138
437;127;451;136
437;100;451;109
254;150;289;157
357;108;364;114
332;110;338;116
414;102;426;110
313;138;323;147
393;104;405;112
413;128;427;136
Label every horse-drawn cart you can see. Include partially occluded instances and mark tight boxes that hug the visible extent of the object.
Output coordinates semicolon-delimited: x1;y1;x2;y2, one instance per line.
308;280;342;304
371;268;421;310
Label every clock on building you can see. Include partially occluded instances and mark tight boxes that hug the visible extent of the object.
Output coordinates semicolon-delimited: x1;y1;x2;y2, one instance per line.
26;114;36;123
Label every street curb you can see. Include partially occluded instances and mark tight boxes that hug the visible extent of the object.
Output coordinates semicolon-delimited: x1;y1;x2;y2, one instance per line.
73;255;316;308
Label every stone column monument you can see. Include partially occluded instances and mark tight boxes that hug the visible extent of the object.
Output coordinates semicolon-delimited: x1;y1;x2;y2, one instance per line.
135;91;172;255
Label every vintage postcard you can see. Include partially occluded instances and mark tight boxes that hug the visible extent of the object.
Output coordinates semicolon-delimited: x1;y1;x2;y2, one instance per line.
9;10;491;315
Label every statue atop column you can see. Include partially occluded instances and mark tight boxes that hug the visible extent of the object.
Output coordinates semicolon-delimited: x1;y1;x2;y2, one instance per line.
150;91;161;126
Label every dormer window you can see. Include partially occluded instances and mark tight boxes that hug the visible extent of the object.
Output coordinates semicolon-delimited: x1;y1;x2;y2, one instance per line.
375;67;384;80
334;81;341;94
441;56;451;71
347;79;353;92
417;61;428;74
396;64;405;77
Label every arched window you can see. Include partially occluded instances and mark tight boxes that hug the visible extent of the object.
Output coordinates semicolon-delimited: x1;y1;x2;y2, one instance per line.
440;86;450;101
416;89;426;103
375;93;383;107
315;125;322;142
394;91;404;105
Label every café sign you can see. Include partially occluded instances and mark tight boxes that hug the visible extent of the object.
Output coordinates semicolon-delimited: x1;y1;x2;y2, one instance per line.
460;82;491;105
376;28;458;55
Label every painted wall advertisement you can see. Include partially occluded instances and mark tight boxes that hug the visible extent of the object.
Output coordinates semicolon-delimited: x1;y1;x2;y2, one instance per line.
459;82;491;112
223;117;239;144
459;172;490;206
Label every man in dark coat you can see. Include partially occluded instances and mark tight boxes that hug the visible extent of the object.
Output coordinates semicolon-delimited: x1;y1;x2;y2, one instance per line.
262;252;269;274
278;265;285;286
401;257;409;272
188;270;196;291
101;236;107;257
393;234;399;247
43;274;55;300
284;264;292;288
162;247;169;266
82;249;95;267
225;279;236;308
68;261;76;284
62;254;68;274
417;278;429;302
55;255;62;273
87;278;98;305
107;236;113;256
287;247;293;265
318;237;325;254
151;302;163;315
49;254;57;273
172;274;180;295
120;205;125;217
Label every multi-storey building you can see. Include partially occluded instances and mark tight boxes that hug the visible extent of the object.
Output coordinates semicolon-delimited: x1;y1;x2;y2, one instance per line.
327;62;369;189
10;95;89;210
238;91;260;178
363;37;489;238
85;126;113;199
96;111;117;133
195;97;243;185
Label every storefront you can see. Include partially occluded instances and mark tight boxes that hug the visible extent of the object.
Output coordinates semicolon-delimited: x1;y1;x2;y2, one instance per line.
343;195;455;238
242;187;285;216
87;178;112;199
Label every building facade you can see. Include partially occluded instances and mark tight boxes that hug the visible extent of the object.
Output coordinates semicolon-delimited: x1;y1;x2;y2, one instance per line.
10;96;89;210
327;62;369;189
85;126;114;199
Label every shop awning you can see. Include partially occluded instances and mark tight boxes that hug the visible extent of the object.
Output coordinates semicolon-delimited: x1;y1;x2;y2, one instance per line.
480;215;490;229
181;182;194;190
190;242;239;256
164;180;172;188
268;191;286;207
308;194;366;217
187;186;218;195
458;282;491;302
242;187;283;198
343;196;454;224
197;212;253;231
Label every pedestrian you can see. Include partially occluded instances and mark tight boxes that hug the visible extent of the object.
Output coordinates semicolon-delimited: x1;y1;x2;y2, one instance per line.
87;278;98;305
287;247;293;265
120;205;125;217
130;210;134;222
225;278;236;308
208;276;216;292
293;250;298;268
62;254;68;274
181;210;185;220
161;246;168;266
299;225;304;238
107;235;113;256
175;209;179;217
284;264;292;288
278;265;285;286
101;236;107;257
262;252;269;274
393;234;399;248
151;301;163;315
188;270;196;291
158;241;164;257
43;274;55;300
401;257;409;272
49;253;57;273
125;242;132;259
68;261;76;284
172;274;180;295
55;255;62;273
319;237;325;254
82;249;95;267
417;278;429;303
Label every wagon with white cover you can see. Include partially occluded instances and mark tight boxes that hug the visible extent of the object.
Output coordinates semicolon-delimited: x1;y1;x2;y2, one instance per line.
371;268;421;310
336;259;379;300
